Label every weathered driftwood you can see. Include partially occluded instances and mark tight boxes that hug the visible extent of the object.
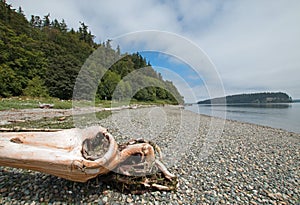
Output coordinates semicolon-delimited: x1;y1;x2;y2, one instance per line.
0;126;176;190
39;102;54;109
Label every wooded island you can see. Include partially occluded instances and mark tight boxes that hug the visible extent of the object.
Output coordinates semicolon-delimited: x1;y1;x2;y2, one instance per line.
198;92;292;104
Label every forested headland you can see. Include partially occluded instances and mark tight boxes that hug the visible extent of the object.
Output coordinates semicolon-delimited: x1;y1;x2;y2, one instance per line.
0;1;183;104
198;92;292;104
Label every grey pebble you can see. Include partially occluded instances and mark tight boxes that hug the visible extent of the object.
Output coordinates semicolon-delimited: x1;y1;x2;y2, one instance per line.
0;107;299;204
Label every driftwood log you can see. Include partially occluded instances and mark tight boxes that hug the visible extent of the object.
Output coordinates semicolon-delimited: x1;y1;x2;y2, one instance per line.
0;126;177;191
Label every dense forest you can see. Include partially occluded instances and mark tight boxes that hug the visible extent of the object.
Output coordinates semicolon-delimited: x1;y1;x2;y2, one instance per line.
0;1;183;104
198;92;292;104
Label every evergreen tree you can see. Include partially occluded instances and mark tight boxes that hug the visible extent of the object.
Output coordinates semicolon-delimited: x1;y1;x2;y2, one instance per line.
43;13;50;27
23;76;49;97
0;1;184;104
116;45;121;55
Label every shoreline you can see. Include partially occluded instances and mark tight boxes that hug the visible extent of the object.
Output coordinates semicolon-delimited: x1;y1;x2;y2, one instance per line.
0;104;151;126
192;109;300;135
1;106;299;204
185;103;300;134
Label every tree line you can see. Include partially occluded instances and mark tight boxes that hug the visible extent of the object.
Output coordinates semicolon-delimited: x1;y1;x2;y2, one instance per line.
0;1;183;104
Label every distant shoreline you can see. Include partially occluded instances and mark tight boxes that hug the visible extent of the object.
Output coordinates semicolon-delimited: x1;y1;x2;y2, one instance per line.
198;92;292;104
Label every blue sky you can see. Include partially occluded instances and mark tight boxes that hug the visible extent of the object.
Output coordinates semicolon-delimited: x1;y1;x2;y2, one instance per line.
140;51;206;102
8;0;300;102
140;51;203;88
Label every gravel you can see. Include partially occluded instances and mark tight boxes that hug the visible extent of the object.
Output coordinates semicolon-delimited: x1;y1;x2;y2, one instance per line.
1;106;299;204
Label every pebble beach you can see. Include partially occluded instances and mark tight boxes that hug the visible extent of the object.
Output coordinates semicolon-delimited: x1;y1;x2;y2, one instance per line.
0;106;299;204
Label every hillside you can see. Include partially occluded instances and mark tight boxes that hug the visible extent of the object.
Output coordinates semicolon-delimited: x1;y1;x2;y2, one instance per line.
0;1;183;104
198;92;292;104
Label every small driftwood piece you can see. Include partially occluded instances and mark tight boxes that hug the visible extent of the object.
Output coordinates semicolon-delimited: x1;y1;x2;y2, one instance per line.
0;126;176;191
39;102;54;109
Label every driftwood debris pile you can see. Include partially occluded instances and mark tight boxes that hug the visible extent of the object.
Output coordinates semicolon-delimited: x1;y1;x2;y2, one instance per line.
0;126;177;192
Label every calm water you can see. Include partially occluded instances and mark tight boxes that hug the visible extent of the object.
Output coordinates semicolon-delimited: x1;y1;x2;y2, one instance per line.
185;103;300;133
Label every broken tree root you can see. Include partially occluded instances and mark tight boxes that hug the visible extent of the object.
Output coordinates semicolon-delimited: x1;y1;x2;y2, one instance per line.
99;171;178;194
114;139;177;192
82;135;178;192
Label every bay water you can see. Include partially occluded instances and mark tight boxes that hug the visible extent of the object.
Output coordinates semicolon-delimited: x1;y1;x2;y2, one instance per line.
185;103;300;133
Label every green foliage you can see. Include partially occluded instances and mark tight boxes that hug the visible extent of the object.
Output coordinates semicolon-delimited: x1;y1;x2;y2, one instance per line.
0;21;47;96
0;97;72;110
0;1;184;104
98;52;184;104
113;81;132;101
0;64;21;97
98;71;121;100
0;0;94;99
23;76;49;97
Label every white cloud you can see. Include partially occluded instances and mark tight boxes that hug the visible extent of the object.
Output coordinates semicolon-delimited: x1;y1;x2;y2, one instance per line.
196;0;300;98
72;0;181;41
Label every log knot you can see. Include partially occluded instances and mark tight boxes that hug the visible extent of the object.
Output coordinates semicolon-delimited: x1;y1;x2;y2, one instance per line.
82;132;109;161
10;137;23;144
